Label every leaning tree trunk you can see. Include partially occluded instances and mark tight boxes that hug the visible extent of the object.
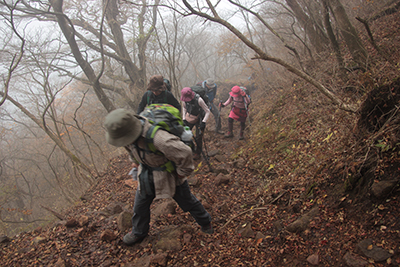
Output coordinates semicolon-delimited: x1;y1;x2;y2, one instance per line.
329;0;368;69
322;0;347;79
286;0;329;53
49;0;115;112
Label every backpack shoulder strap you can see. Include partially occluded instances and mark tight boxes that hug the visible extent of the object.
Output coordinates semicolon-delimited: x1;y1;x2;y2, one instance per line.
144;125;176;172
146;91;153;105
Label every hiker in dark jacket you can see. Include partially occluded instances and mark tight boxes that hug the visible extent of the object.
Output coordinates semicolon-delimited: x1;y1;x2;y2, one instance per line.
104;109;213;246
200;78;223;134
137;75;181;114
220;86;251;140
181;87;210;160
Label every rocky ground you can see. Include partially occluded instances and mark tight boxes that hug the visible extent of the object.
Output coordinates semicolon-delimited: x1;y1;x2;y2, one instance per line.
0;109;399;266
1;7;400;267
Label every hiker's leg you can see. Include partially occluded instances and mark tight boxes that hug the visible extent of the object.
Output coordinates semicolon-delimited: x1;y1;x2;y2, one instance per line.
195;128;203;154
131;188;155;237
173;180;211;226
210;102;221;131
225;118;234;138
239;121;246;140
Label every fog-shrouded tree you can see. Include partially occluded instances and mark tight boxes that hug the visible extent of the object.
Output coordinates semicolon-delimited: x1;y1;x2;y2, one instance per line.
177;0;357;112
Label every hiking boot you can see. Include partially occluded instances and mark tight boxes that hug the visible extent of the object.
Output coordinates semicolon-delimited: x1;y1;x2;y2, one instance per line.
123;232;147;246
239;135;244;140
224;132;233;138
215;129;224;135
201;223;214;234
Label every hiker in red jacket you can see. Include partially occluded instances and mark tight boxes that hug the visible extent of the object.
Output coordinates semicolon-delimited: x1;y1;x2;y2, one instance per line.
219;86;251;140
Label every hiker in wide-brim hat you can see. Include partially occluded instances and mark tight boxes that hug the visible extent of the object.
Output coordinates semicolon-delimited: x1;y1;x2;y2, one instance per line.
104;108;213;246
147;75;167;92
137;75;181;114
219;86;251;140
180;87;211;160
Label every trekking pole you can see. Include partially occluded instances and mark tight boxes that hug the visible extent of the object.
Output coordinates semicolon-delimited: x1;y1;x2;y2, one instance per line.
216;100;222;133
195;124;213;173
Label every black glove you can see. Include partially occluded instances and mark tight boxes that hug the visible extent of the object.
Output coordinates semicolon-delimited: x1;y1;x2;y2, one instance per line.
200;122;206;131
219;102;225;108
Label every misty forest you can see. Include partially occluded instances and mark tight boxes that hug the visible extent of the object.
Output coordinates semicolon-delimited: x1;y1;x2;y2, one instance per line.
1;0;400;266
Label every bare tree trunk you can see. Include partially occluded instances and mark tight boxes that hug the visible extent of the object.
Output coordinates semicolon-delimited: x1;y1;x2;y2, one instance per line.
286;0;329;53
0;92;94;184
104;0;144;88
322;0;347;79
49;0;115;112
182;0;357;113
329;0;368;69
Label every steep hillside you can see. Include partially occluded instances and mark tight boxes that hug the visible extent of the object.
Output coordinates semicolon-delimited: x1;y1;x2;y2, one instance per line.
1;7;400;267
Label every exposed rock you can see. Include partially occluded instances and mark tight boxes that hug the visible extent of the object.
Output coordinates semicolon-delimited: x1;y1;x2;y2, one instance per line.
154;237;182;251
286;206;319;233
117;211;133;232
214;155;225;162
78;215;89;227
150;253;168;266
100;229;117;241
343;251;368;267
255;231;264;240
371;180;398;199
214;166;230;175
152;200;177;218
215;173;231;185
187;176;200;186
65;218;79;228
106;202;123;215
307;254;319;265
208;149;220;157
357;238;392;262
237;222;255;238
233;158;246;169
153;225;193;252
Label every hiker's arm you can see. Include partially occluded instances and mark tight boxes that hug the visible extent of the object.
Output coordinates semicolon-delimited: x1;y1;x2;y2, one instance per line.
182;103;187;121
137;92;148;114
153;131;194;177
245;95;251;104
199;98;210;123
222;96;233;107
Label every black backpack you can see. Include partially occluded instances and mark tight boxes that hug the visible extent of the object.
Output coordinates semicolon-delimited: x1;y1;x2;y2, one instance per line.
164;79;172;91
146;90;167;105
190;85;209;106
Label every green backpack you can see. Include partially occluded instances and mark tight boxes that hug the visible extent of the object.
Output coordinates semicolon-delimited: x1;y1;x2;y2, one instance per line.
139;104;185;171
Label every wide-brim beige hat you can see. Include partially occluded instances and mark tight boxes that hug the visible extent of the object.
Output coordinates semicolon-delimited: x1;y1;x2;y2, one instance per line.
147;75;167;92
104;109;142;147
